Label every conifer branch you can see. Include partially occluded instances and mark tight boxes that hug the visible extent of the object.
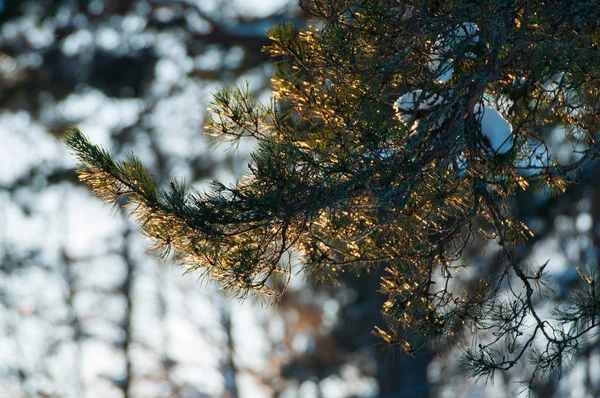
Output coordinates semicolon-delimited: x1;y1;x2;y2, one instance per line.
66;0;600;389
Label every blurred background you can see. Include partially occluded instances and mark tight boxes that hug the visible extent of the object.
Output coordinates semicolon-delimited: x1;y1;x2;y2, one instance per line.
0;1;598;397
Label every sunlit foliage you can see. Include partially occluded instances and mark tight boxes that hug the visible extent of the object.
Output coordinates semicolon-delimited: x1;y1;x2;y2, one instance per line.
67;0;600;389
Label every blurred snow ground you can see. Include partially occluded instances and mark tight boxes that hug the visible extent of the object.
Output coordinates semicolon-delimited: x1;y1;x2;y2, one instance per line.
0;1;379;397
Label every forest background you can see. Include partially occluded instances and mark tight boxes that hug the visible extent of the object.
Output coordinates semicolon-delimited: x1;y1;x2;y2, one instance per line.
1;1;599;397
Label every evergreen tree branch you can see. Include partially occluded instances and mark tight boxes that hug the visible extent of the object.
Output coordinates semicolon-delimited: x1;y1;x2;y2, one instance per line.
66;0;600;390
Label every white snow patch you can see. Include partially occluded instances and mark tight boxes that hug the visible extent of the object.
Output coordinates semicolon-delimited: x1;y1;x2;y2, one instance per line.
231;301;271;370
429;22;479;84
6;316;54;372
73;255;128;289
184;9;212;34
393;89;452;134
166;314;222;366
319;375;346;398
129;345;162;375
576;213;592;233
228;0;291;18
321;298;339;332
82;319;125;342
24;20;55;49
394;90;446;123
74;291;126;322
5;267;68;321
292;332;314;353
434;60;454;84
155;31;189;59
151;86;206;157
558;361;588;398
61;29;94;56
170;365;225;396
395;90;445;113
590;350;600;386
1;189;69;267
64;187;124;258
58;89;144;133
88;0;104;15
95;27;120;50
45;342;80;397
299;380;319;397
530;237;568;275
475;104;513;154
340;364;378;396
0;112;62;184
154;58;184;93
122;14;147;33
194;46;223;71
236;371;272;398
393;92;512;154
81;340;126;383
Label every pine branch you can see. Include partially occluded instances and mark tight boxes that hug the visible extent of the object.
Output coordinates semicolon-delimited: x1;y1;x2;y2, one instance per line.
65;0;600;389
